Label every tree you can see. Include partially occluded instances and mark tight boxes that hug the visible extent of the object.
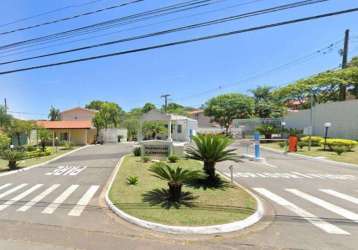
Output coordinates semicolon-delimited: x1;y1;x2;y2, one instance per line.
149;162;200;201
92;102;123;130
0;132;10;152
185;134;238;183
38;128;51;152
163;103;187;115
48;106;61;121
85;100;106;110
7;119;34;146
250;86;273;102
250;86;285;118
0;105;12;129
142;121;167;140
142;103;156;113
204;93;254;134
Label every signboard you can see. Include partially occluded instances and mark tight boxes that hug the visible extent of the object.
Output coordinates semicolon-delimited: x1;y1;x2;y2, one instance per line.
144;145;170;155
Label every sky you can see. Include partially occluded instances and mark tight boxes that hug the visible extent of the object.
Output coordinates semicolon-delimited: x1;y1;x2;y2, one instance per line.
0;0;357;120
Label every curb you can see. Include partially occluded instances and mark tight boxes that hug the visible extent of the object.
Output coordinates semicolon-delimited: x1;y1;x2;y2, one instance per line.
105;156;265;235
261;145;358;169
0;145;91;178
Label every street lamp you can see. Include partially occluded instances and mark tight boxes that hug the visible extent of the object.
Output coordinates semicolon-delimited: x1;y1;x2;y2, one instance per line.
10;144;14;150
323;122;332;151
55;137;59;152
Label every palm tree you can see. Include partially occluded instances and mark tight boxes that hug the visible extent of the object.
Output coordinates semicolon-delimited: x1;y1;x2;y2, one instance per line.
149;162;200;201
48;106;61;121
185;134;238;183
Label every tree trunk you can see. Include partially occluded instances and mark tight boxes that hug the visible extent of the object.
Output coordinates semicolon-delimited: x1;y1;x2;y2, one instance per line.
8;160;17;170
203;161;217;182
168;181;182;201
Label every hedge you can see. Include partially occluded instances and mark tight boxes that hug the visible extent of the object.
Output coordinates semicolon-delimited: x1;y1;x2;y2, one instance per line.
24;148;54;159
300;136;323;146
324;139;357;151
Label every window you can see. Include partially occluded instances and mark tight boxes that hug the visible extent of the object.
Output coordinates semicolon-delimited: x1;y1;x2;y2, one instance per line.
177;124;182;134
60;132;68;141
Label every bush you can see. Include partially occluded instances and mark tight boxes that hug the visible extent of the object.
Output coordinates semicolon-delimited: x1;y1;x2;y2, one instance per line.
24;148;53;159
26;145;37;152
168;155;179;163
126;176;139;185
300;136;323;147
278;141;287;148
325;139;357;151
142;156;151;163
63;141;74;150
2;150;24;170
297;141;307;149
0;132;10;152
332;146;346;155
256;124;279;140
133;147;141;157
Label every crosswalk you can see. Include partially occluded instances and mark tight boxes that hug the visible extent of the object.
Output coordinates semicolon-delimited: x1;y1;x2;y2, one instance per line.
0;183;99;217
254;187;358;235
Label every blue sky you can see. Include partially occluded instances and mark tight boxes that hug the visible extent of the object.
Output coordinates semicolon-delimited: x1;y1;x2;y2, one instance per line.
0;0;357;119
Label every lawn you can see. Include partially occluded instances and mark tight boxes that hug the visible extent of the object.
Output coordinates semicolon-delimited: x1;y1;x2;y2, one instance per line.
0;146;78;172
262;142;358;165
109;156;256;226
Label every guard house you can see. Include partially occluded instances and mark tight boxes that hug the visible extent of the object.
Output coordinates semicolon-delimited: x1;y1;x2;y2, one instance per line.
138;110;198;156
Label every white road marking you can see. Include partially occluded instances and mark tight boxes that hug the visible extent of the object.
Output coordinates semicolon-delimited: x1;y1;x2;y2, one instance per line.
286;189;358;222
68;185;99;216
17;184;60;212
291;172;313;179
0;184;28;199
319;189;358;205
46;166;87;176
0;184;43;211
254;188;349;235
42;185;79;214
0;183;12;191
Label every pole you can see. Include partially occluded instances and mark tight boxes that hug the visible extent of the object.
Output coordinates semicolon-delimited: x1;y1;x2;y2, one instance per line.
161;94;170;112
324;127;329;151
308;92;313;151
339;29;349;101
254;132;261;161
4;98;7;113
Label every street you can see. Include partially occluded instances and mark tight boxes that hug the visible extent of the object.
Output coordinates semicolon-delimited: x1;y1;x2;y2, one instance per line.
217;147;358;250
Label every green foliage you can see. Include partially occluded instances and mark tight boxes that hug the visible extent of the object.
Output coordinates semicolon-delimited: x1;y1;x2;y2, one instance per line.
7;119;35;146
256;124;279;139
48;106;61;121
300;136;323;146
278;141;287;148
0;132;10;152
163;103;187;115
126;176;139;185
133;147;141;156
204;93;254;134
142;121;168;140
185;134;238;182
92;102;124;129
149;162;201;201
63;141;74;150
297;141;307;149
24;148;53;159
142;103;156;113
168;155;179;163
0;105;12;129
332;146;346;156
38;128;52;152
142;156;151;163
2;150;24;169
325;139;357;151
26;145;36;152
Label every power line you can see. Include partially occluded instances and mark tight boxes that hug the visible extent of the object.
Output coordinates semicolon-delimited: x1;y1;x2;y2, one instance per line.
0;0;222;52
0;0;262;59
0;7;357;76
0;0;107;29
0;0;144;36
0;0;329;66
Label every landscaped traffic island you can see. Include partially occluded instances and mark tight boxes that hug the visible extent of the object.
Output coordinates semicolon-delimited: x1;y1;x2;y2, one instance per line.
109;155;257;227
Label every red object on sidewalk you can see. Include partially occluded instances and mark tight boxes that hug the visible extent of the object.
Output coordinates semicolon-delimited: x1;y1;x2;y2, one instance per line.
288;136;298;152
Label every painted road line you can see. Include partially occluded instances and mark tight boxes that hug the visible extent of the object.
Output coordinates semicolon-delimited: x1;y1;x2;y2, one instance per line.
286;189;358;222
0;184;43;211
320;189;358;205
0;184;28;199
68;185;100;216
42;185;79;214
18;184;60;212
254;188;349;235
0;183;12;191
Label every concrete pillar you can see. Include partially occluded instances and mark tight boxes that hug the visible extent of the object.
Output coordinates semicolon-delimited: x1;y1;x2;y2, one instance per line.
52;130;55;147
85;129;88;145
168;119;172;142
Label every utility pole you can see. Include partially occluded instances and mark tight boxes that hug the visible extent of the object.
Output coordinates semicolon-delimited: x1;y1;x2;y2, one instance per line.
4;98;7;113
339;29;349;101
161;94;170;112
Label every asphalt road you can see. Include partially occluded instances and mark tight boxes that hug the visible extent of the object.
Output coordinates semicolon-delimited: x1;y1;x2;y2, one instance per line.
0;143;357;249
217;145;358;250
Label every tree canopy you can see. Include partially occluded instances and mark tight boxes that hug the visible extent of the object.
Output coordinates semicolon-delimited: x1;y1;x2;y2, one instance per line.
142;103;156;113
92;102;124;129
48;106;61;121
204;93;254;133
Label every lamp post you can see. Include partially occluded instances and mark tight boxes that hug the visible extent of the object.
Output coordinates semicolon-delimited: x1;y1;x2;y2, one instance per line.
323;122;332;151
10;144;14;150
55;137;58;152
281;121;286;139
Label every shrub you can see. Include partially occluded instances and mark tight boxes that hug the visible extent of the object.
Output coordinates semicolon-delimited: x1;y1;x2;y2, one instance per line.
332;146;346;155
133;147;141;157
63;141;74;150
24;148;53;159
0;132;10;152
149;162;200;201
300;136;323;147
297;141;307;149
2;150;24;170
126;176;139;185
256;124;279;140
142;156;151;163
325;139;357;151
168;155;179;163
26;145;37;152
278;141;287;148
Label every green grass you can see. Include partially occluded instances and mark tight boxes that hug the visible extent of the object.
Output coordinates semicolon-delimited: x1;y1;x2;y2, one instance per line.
262;142;358;165
0;146;78;172
109;156;257;226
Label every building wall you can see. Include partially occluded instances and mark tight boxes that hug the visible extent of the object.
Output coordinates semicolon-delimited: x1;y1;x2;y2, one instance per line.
284;100;358;139
99;128;128;143
189;111;216;128
50;128;91;145
61;108;96;121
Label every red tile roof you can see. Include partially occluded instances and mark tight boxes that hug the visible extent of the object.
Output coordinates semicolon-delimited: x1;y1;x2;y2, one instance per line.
36;120;92;129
